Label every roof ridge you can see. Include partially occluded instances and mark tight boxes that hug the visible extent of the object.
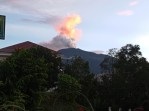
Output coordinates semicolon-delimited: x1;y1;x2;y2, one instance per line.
0;41;39;53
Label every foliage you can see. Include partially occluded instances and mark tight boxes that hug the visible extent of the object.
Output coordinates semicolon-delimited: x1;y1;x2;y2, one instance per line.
36;74;81;111
58;74;81;93
98;44;149;110
63;56;96;110
54;74;94;111
63;56;90;79
1;43;149;111
53;74;81;111
0;46;61;111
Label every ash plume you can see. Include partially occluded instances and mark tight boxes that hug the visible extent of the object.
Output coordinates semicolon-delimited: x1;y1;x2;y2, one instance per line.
40;35;76;51
40;14;81;51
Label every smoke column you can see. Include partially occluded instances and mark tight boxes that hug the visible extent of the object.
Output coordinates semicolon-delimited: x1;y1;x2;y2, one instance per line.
56;14;81;40
41;14;81;51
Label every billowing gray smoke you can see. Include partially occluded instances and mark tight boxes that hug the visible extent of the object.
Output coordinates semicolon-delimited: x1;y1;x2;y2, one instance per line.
40;35;76;51
40;14;81;51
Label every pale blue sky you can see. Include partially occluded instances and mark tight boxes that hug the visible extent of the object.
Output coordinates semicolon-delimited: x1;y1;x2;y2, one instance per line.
0;0;149;60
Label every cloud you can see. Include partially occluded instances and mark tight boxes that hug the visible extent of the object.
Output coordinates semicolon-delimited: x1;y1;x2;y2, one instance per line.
117;10;134;16
22;16;62;26
0;0;74;14
129;1;139;6
0;0;76;24
116;1;139;16
92;50;106;54
0;0;82;50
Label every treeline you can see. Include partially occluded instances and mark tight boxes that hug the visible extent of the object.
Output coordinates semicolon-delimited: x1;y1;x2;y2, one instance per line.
0;44;149;111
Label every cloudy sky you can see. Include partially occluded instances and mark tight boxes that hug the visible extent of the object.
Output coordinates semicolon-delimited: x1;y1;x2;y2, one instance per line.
0;0;149;60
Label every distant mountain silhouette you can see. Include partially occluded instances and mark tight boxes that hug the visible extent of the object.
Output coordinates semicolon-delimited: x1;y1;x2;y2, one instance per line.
58;48;109;74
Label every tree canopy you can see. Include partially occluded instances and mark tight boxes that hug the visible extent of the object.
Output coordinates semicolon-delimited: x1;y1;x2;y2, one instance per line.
98;44;149;110
0;46;62;110
1;44;149;111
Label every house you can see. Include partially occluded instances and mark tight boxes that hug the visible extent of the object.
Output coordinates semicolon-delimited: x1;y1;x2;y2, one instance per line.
0;41;52;60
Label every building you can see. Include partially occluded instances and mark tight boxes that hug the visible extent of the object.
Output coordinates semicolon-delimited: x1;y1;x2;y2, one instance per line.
0;41;48;60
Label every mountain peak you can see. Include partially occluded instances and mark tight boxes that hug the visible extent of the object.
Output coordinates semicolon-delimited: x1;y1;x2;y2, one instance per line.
58;48;108;74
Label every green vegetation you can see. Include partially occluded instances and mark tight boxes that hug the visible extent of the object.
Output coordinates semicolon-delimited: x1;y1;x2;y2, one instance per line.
0;46;61;111
0;44;149;111
98;44;149;111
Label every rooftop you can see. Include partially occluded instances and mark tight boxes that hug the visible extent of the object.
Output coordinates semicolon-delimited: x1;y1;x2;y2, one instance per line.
0;41;54;53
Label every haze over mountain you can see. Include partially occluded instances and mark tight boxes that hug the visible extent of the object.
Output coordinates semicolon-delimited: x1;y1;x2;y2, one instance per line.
58;48;109;74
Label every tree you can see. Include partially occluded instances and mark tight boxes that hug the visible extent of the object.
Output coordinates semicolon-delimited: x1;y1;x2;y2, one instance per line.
62;57;96;111
97;44;149;110
114;44;147;73
109;44;149;110
37;74;90;111
63;56;90;80
100;48;117;74
0;46;62;110
55;74;94;111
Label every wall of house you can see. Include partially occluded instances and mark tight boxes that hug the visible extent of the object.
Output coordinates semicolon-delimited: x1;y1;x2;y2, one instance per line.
0;52;12;61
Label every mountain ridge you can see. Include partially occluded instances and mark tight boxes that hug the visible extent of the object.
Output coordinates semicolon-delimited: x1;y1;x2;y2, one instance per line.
58;48;109;74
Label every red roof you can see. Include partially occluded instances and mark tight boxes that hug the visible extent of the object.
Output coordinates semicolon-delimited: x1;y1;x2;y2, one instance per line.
0;41;48;53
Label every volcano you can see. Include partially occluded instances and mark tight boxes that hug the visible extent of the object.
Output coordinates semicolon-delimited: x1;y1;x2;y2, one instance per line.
58;48;109;74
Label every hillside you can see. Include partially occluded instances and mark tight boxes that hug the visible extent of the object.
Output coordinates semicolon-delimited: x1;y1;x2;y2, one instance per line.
58;48;109;74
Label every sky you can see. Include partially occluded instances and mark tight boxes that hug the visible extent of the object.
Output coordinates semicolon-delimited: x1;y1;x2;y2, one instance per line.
0;0;149;60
